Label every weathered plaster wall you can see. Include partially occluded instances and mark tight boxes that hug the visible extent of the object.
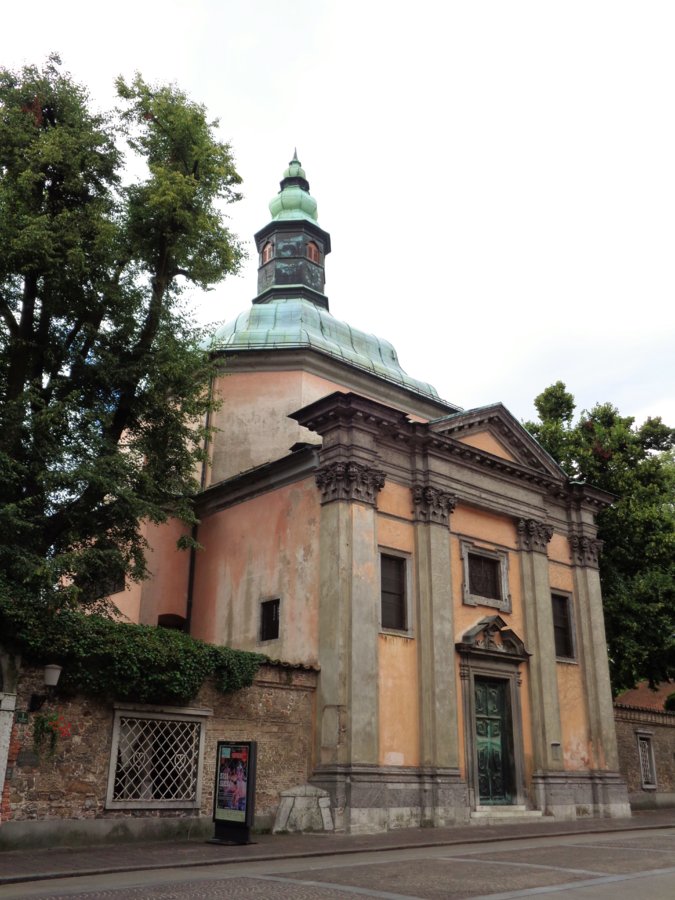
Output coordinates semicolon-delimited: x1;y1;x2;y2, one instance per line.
450;506;534;784
137;519;191;625
209;370;323;483
190;478;320;665
549;558;592;770
378;635;420;767
0;663;317;847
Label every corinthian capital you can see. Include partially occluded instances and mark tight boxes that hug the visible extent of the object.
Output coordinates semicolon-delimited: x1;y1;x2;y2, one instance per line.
516;518;554;553
315;461;386;505
411;484;457;526
569;533;603;568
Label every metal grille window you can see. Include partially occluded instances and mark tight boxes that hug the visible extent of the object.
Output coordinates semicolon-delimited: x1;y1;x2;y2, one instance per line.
107;707;208;809
637;732;657;789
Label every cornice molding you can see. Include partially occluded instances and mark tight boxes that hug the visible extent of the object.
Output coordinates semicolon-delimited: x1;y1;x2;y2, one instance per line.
196;446;319;516
315;460;386;506
516;517;554;554
411;484;458;526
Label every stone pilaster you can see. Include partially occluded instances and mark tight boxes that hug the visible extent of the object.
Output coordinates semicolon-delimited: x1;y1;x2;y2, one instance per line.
314;464;384;831
569;533;624;784
517;518;566;810
411;484;467;825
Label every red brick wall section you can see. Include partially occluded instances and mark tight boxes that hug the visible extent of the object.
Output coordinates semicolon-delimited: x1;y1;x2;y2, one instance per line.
2;664;316;826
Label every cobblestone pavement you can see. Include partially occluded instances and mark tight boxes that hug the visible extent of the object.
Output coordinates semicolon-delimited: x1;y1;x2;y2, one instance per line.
0;820;674;900
0;810;675;900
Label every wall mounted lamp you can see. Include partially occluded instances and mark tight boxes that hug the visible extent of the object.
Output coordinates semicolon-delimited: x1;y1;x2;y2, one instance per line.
28;664;63;712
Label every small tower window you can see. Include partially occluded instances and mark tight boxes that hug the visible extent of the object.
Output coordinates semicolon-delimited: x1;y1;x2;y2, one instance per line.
262;242;273;264
307;241;320;263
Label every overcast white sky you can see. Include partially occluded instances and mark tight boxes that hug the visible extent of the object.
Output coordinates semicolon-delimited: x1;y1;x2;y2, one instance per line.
2;1;673;424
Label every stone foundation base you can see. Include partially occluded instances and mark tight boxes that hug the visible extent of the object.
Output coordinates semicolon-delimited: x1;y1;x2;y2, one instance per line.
311;765;469;834
273;784;334;833
0;814;213;851
532;771;631;819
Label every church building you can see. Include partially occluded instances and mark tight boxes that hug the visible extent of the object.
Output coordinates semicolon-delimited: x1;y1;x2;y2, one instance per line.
117;155;630;832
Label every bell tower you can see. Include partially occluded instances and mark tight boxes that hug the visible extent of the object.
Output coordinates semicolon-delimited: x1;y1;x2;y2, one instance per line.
254;151;332;310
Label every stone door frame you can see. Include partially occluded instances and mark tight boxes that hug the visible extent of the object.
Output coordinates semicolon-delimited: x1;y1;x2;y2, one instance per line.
457;617;530;811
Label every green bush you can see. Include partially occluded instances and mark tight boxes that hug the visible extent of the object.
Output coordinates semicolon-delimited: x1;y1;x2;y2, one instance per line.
0;596;266;704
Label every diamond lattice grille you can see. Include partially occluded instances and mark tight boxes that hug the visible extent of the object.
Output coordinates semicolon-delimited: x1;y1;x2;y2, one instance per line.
112;716;201;802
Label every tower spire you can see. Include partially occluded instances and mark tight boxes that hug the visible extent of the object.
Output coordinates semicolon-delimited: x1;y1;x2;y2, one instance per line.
254;154;331;310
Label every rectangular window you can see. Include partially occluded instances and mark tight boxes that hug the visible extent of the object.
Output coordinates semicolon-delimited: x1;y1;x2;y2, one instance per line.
461;541;510;612
260;598;280;641
381;554;407;631
636;732;657;789
468;553;501;601
106;707;208;809
552;593;575;659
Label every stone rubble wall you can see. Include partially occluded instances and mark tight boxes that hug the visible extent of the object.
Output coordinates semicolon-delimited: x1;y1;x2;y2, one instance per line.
614;703;675;808
0;662;316;845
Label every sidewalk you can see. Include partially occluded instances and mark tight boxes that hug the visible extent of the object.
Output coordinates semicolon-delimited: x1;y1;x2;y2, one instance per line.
0;809;673;886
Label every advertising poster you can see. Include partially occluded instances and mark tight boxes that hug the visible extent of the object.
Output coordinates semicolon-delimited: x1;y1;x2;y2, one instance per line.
213;741;255;825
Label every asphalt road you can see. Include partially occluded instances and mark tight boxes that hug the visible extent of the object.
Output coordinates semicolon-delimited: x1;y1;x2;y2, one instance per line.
1;828;673;900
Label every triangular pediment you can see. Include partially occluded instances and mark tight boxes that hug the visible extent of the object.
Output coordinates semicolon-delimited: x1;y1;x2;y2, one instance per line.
429;403;565;480
455;430;517;462
456;615;530;661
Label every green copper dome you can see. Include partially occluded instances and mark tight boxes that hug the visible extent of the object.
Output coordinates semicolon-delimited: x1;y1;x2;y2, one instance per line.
211;297;439;400
210;155;443;402
268;150;318;223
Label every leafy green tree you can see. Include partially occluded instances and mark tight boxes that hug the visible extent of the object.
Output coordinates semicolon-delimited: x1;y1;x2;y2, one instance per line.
525;382;675;691
0;56;243;617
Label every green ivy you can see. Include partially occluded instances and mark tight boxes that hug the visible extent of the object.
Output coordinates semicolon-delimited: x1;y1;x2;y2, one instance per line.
0;596;266;705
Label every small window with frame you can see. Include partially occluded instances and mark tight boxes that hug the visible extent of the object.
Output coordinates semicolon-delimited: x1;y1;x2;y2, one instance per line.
380;552;410;633
260;598;280;642
636;731;657;789
461;541;511;612
306;241;320;263
551;592;576;660
262;242;274;264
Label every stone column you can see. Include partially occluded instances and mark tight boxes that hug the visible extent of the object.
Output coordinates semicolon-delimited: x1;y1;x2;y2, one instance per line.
517;518;570;816
411;485;468;825
313;461;385;832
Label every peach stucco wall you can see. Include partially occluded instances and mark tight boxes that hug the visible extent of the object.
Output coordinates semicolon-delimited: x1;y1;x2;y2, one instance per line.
190;477;320;665
378;634;420;767
377;481;413;521
456;431;517;462
207;369;430;487
550;558;592;769
450;506;533;781
451;506;522;640
139;519;191;625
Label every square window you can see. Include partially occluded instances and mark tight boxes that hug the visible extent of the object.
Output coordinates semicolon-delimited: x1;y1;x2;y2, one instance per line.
461;541;510;612
106;707;207;809
260;598;280;642
380;554;407;631
551;593;575;659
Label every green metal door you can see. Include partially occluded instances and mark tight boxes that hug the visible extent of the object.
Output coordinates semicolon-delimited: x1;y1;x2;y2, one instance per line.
475;678;513;805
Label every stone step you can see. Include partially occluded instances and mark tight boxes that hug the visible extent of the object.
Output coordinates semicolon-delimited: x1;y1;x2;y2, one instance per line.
470;806;544;826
